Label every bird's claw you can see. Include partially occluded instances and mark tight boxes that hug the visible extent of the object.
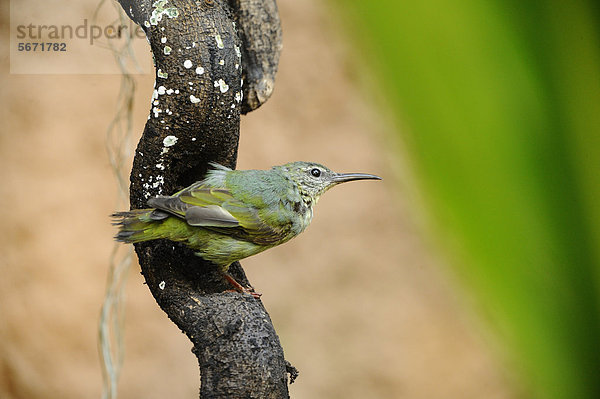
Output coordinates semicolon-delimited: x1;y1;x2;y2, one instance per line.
223;272;262;299
241;286;262;299
224;287;262;299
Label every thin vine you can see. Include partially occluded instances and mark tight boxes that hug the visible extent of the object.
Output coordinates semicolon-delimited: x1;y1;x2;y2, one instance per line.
93;1;140;398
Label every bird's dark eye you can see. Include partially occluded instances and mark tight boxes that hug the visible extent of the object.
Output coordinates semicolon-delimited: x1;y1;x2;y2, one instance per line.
310;168;321;177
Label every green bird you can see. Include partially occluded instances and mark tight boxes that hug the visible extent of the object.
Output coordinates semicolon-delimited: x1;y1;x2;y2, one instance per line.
113;161;381;296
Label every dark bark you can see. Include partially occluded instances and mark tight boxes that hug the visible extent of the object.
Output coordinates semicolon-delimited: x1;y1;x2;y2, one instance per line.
228;0;282;113
115;1;290;397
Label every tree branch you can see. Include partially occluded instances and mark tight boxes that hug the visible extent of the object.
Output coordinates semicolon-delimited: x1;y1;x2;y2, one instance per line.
228;0;282;113
115;0;290;396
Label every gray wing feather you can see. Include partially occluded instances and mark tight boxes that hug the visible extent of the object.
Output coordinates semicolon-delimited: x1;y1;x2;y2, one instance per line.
149;209;170;220
148;194;240;228
147;196;188;216
185;205;240;227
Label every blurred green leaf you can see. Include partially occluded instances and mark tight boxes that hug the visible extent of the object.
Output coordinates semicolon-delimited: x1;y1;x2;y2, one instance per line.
333;1;600;398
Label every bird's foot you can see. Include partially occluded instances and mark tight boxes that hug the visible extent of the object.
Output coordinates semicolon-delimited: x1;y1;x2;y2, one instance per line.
222;272;262;299
225;287;262;299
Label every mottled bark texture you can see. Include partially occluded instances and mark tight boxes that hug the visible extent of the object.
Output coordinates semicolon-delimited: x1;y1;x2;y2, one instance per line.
116;1;290;397
228;0;282;113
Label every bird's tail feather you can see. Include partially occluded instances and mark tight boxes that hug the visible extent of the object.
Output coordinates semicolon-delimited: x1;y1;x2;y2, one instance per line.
111;209;169;243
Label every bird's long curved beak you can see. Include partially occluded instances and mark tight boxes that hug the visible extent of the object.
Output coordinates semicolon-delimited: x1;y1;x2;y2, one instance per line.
333;172;382;184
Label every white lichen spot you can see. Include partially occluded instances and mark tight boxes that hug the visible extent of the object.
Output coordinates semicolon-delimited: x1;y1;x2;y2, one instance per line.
214;79;229;93
235;63;239;70
215;34;224;49
234;45;241;58
184;60;193;69
157;86;166;95
156;163;165;170
151;175;165;190
153;107;162;118
164;46;172;55
219;59;224;66
161;37;167;43
175;89;180;94
195;66;205;75
166;88;174;94
159;281;166;290
191;137;196;141
192;42;197;47
241;78;244;87
235;91;243;103
157;69;168;79
190;95;201;104
149;0;179;26
144;20;150;28
163;135;178;147
153;100;159;106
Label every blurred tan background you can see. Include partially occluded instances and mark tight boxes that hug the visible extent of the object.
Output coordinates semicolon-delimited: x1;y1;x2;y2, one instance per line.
0;0;518;397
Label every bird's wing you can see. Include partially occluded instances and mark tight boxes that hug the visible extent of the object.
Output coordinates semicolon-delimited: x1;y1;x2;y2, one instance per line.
147;187;239;227
146;196;189;218
148;186;289;244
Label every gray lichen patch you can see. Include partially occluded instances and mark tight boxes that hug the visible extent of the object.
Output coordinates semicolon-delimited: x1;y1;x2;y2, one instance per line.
214;79;229;93
163;135;178;147
149;0;180;26
215;34;225;49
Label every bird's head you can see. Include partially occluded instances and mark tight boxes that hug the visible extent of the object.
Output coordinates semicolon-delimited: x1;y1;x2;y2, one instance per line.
281;161;381;203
